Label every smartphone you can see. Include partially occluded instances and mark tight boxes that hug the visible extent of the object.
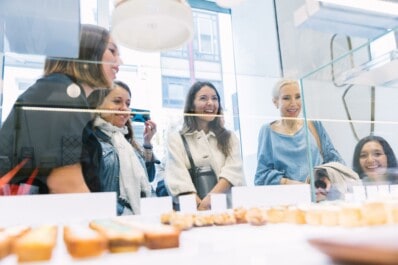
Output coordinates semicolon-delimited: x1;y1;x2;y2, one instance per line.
131;108;150;123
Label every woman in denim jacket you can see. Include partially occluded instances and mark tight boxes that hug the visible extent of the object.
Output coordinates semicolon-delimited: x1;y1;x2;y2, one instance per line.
81;81;157;215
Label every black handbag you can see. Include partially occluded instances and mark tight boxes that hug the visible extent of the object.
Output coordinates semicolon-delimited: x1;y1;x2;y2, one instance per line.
181;134;218;200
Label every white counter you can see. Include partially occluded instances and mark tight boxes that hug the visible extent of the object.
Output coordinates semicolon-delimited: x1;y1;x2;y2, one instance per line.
5;217;393;265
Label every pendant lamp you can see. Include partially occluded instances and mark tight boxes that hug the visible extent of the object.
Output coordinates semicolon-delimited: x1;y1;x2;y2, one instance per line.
111;0;194;52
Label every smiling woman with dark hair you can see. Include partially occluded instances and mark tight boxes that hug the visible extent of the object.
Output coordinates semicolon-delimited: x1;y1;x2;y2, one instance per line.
352;135;398;183
164;81;246;210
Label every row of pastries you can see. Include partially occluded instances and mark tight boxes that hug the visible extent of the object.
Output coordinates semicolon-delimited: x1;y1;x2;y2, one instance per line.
161;199;398;228
0;219;180;262
1;198;398;262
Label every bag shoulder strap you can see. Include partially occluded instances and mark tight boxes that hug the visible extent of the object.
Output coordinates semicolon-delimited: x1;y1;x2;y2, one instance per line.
308;121;322;155
180;134;196;170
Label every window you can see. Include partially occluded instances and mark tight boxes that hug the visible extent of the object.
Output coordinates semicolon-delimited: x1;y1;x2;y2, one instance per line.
161;46;189;59
193;11;220;62
162;76;225;109
162;77;191;109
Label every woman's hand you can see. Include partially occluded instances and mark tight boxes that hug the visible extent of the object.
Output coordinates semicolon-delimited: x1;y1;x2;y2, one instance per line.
143;120;157;144
197;178;231;211
197;195;211;211
280;177;305;185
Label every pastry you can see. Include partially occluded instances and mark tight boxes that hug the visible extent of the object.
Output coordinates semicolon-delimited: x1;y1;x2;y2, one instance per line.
169;213;194;231
361;201;388;226
160;211;176;225
233;207;248;224
245;207;267;226
144;225;181;249
116;220;181;249
89;219;145;253
193;213;214;227
304;204;323;225
266;205;288;223
0;225;31;260
63;225;107;258
12;225;57;262
0;233;11;260
2;225;30;240
385;200;398;224
338;203;363;227
213;212;237;226
319;205;341;226
285;205;306;225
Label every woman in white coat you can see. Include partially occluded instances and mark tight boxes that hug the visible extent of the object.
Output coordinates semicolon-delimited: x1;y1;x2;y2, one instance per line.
164;81;246;210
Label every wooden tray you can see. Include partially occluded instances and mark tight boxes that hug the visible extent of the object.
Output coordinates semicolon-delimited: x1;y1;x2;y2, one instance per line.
308;231;398;265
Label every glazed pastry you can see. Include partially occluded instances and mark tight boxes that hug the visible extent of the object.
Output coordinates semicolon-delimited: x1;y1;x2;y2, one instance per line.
89;219;145;253
63;225;108;258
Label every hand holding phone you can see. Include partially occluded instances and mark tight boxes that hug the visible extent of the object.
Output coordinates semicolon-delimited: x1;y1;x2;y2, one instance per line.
131;108;150;123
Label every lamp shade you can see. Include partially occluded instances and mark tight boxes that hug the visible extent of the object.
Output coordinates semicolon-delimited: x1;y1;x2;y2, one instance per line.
111;0;194;52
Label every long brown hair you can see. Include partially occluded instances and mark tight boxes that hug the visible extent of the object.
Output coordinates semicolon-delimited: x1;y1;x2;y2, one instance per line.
183;81;231;156
44;24;111;88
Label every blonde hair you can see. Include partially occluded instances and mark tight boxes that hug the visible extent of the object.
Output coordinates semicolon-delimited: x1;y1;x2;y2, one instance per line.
272;79;299;100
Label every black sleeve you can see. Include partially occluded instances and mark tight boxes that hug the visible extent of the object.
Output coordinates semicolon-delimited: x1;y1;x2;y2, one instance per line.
81;128;101;192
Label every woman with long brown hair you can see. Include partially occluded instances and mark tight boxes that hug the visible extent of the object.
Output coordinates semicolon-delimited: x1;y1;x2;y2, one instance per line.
164;81;245;210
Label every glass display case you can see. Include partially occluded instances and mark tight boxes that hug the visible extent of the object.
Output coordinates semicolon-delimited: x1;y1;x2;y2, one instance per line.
1;1;398;264
299;26;398;201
